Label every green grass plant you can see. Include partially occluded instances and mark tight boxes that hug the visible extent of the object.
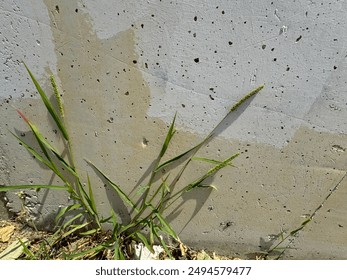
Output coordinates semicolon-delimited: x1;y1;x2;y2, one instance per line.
0;64;264;259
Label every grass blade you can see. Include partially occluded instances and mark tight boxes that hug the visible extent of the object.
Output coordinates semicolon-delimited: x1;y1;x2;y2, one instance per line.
192;157;236;167
155;137;209;173
136;185;150;196
62;213;84;230
76;180;97;218
135;232;155;254
117;221;141;235
0;184;68;192
55;204;82;223
18;239;35;259
9;131;54;171
16;109;55;166
193;184;217;190
16;109;77;177
79;228;99;236
149;205;179;240
16;109;78;185
149;222;155;247
160;176;171;199
151;225;173;259
159;113;176;158
65;244;105;260
61;222;90;239
87;174;97;215
147;174;170;205
113;241;126;260
24;63;69;140
185;153;239;192
85;159;138;212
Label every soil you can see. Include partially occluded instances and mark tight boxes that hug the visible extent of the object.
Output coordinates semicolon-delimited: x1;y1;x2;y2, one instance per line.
0;218;248;260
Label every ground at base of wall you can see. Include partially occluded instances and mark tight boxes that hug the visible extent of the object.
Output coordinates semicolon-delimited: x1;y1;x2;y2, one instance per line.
0;219;256;260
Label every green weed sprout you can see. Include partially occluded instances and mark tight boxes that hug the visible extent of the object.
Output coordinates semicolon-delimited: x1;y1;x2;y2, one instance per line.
0;64;264;259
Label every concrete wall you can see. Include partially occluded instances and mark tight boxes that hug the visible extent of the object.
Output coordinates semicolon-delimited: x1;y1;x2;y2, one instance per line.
1;0;346;259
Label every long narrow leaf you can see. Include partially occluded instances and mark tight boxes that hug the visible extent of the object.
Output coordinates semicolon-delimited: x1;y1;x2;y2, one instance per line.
185;153;239;192
135;232;155;254
155;136;211;173
48;147;78;177
85;159;138;212
194;184;217;190
24;63;69;140
62;213;84;230
9;131;54;171
159;113;176;158
151;225;173;259
76;181;96;217
113;241;126;260
87;174;97;214
16;109;55;167
16;110;79;189
149;205;178;240
160;176;171;199
18;239;34;259
61;222;90;239
117;221;141;235
192;157;236;167
149;222;154;247
65;244;105;260
55;204;82;223
0;184;68;192
14;113;77;180
79;228;99;236
137;114;178;213
147;174;170;206
17;110;77;177
109;209;118;228
155;144;198;173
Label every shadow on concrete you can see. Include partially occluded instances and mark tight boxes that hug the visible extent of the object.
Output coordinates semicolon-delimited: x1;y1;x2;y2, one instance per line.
6;90;259;234
127;93;259;228
86;161;132;225
166;178;214;235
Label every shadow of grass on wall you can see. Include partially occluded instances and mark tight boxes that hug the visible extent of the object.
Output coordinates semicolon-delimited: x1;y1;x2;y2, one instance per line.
0;63;264;259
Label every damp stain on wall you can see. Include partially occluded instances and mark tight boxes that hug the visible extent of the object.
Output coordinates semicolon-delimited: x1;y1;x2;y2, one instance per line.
41;0;210;223
1;0;347;259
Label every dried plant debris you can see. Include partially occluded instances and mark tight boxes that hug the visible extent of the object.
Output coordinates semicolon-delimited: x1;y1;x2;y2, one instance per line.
0;219;246;260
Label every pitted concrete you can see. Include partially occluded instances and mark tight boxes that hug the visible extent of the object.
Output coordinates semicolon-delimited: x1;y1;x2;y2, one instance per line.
1;0;346;259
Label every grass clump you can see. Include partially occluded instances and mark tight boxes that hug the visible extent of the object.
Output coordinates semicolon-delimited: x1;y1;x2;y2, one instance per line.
0;63;264;259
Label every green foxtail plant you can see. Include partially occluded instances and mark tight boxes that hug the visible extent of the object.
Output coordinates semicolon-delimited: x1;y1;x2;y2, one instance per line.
0;63;264;259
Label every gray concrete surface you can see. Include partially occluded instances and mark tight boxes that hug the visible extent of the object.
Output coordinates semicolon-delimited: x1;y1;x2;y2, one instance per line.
0;0;346;259
0;195;9;220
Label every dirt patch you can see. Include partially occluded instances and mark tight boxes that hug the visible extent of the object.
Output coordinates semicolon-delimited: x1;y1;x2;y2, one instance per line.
0;218;249;260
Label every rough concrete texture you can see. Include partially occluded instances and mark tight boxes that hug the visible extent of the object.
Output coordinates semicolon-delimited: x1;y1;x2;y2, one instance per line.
0;0;346;259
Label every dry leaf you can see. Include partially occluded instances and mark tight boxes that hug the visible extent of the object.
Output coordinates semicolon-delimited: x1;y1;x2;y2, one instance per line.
0;225;15;242
196;250;212;260
0;238;28;260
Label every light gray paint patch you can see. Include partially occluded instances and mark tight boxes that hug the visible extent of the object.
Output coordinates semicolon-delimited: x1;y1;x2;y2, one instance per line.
0;0;57;99
79;0;151;39
83;0;347;147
